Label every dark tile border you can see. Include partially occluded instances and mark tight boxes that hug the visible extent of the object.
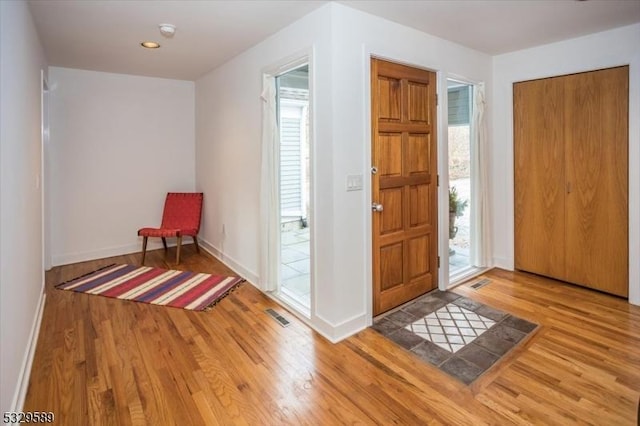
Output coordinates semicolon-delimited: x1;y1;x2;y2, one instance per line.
371;290;538;385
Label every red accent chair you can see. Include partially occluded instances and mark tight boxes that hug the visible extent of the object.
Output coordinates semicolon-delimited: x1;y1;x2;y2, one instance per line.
138;192;203;265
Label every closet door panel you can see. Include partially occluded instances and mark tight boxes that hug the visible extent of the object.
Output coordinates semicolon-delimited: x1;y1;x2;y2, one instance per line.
564;67;628;297
514;78;566;280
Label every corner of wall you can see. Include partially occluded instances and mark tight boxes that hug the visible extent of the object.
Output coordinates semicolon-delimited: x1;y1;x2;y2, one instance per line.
199;238;259;285
312;312;369;343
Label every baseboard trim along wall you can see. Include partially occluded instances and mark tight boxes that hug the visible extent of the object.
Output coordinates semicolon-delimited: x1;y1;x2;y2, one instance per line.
52;240;194;267
10;291;46;412
199;239;259;285
313;312;368;343
199;238;368;343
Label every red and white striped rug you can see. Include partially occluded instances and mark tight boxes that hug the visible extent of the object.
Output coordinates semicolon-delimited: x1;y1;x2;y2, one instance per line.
56;264;244;311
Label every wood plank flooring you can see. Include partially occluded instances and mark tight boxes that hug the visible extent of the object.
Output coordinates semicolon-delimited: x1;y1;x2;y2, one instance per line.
24;249;640;424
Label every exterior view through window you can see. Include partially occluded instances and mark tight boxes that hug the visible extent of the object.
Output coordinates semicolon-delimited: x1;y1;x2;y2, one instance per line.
448;80;473;277
276;65;310;311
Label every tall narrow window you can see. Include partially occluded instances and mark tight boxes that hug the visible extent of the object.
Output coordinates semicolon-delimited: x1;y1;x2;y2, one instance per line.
276;65;310;311
448;81;473;277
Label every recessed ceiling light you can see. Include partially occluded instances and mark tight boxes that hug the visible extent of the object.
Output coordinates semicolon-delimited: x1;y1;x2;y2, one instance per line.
140;41;160;49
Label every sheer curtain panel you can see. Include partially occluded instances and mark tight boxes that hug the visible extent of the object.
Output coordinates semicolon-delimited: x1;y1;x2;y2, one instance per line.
259;75;280;292
470;83;492;267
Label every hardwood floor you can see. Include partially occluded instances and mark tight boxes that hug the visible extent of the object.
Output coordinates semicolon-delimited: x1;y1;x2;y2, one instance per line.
24;249;640;425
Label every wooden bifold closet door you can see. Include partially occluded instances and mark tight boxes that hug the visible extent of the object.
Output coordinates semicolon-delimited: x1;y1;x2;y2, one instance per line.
514;66;628;297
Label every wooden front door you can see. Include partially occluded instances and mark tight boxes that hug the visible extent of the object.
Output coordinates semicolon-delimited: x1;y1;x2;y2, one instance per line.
371;58;438;316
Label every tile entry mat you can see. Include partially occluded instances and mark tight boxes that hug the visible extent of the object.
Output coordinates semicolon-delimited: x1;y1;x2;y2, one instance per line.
372;290;538;384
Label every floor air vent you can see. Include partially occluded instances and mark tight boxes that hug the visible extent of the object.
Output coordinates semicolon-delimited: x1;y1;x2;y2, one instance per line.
470;278;491;290
265;308;290;327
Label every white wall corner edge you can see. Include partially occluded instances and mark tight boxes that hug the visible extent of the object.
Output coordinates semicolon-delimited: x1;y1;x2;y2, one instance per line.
199;239;259;285
493;256;514;271
312;312;368;344
10;291;47;412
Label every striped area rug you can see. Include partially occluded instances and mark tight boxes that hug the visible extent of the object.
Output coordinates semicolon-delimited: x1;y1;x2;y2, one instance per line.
56;264;244;311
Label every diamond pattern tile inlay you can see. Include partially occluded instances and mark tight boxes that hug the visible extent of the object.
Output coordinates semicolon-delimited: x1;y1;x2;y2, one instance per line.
405;303;495;353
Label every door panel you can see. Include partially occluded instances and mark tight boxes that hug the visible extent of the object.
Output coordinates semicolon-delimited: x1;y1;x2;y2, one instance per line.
514;77;566;280
408;82;429;123
380;189;404;234
408;235;430;279
379;133;403;177
380;243;404;291
409;185;429;227
408;134;430;175
378;78;401;121
564;67;628;296
372;58;438;315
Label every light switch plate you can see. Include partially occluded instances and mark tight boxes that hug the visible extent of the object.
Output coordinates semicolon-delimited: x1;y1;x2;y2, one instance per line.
346;174;363;191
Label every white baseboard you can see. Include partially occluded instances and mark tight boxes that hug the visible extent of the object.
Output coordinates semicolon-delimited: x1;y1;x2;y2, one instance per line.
199;239;366;343
10;290;46;412
312;312;368;343
262;291;368;344
52;240;193;267
199;239;259;285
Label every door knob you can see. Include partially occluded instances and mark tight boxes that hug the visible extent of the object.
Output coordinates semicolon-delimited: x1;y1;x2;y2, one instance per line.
371;203;384;212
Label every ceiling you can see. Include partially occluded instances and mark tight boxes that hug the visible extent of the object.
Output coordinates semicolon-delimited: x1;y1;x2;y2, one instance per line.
28;0;640;81
341;0;640;55
28;1;326;81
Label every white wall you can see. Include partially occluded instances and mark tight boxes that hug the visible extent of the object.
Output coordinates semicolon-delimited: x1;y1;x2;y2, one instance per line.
195;3;492;341
49;67;196;265
491;24;640;305
0;1;48;412
195;2;334;331
327;4;492;333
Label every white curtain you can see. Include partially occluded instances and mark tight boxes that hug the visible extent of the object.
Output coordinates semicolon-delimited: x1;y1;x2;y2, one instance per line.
470;83;492;267
259;75;280;292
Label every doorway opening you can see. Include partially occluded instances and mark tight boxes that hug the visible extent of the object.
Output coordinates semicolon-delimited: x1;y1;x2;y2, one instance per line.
447;80;474;278
276;64;310;311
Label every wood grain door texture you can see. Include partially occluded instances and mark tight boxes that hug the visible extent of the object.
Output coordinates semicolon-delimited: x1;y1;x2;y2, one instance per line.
371;58;438;316
514;66;628;297
514;76;566;280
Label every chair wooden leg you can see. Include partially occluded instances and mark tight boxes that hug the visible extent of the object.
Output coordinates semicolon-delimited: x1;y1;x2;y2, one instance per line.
161;237;168;251
176;235;182;264
193;236;200;253
141;236;148;265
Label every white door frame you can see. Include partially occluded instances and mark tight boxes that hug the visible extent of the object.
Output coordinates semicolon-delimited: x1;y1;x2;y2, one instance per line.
263;51;315;318
41;70;51;272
